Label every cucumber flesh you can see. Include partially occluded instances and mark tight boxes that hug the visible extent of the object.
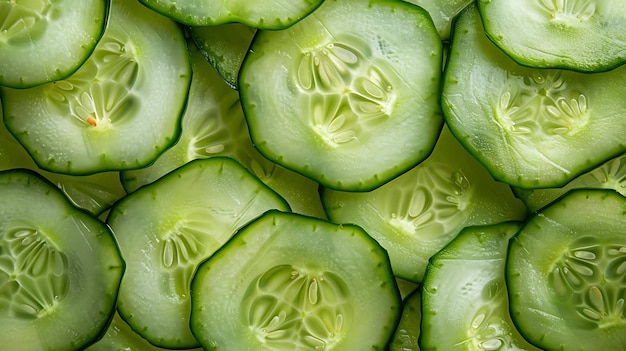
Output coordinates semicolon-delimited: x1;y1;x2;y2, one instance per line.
0;0;108;88
507;189;626;350
322;126;527;282
190;210;402;350
85;311;204;351
0;169;124;351
108;157;290;349
0;0;191;175
477;0;626;72
139;0;324;29
442;5;626;189
420;222;540;350
239;0;443;191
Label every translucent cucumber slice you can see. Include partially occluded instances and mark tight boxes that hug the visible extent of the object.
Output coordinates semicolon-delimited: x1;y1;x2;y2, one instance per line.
108;157;290;349
0;169;124;351
442;5;626;189
477;0;626;72
120;42;326;218
190;23;256;89
420;222;540;351
321;126;527;282
514;152;626;212
0;0;191;175
189;210;402;350
139;0;324;29
0;114;126;215
403;0;474;40
239;0;443;191
389;289;422;351
507;189;626;350
86;311;204;351
0;0;108;88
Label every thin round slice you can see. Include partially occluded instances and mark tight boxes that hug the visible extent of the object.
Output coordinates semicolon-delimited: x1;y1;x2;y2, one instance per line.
477;0;626;72
139;0;324;29
239;0;443;191
0;0;108;88
507;189;626;350
108;157;290;349
0;0;191;175
0;169;124;350
321;126;527;282
420;222;540;350
190;210;402;350
442;5;626;189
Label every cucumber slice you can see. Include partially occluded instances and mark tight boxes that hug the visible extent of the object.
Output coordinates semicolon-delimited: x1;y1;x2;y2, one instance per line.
1;114;126;216
321;126;527;282
0;0;108;88
0;0;191;175
108;157;290;349
190;23;256;90
507;189;626;350
389;288;422;351
189;210;401;350
138;0;324;29
0;169;124;351
403;0;474;40
477;0;626;72
420;222;540;351
514;152;626;213
442;5;626;189
86;311;204;351
239;0;443;191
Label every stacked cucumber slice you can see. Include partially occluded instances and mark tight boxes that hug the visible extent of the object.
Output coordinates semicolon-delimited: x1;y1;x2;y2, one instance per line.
1;0;625;350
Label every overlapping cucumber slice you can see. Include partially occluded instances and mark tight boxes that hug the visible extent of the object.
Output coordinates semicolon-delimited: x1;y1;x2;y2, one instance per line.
239;0;443;191
190;210;402;350
0;169;124;351
507;189;626;350
322;126;527;282
108;157;290;349
0;0;109;88
477;0;626;72
0;0;191;175
420;222;540;350
442;5;626;189
139;0;324;29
